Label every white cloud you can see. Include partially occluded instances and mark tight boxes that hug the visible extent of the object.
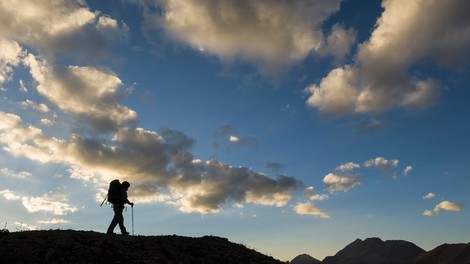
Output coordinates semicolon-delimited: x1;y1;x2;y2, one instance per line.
18;79;27;93
305;66;359;117
320;23;357;64
24;55;137;133
422;193;436;200
145;0;343;74
0;0;128;61
40;118;54;126
304;186;328;201
229;135;258;148
364;157;399;177
434;201;463;212
37;218;71;224
403;165;413;176
0;168;32;179
68;166;100;183
423;200;464;216
0;189;21;200
422;210;433;216
336;162;360;172
229;135;239;143
14;222;39;231
294;201;329;218
306;0;470;116
19;100;50;113
21;193;78;216
0;37;24;83
322;172;362;193
1;189;77;216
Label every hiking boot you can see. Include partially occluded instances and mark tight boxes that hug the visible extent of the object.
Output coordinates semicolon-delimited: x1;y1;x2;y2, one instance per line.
121;231;130;235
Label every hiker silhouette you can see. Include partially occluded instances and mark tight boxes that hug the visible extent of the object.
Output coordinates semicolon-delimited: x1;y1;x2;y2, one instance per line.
106;180;134;235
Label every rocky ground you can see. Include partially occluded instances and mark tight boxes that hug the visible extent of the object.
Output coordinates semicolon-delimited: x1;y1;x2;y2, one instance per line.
2;229;469;264
0;229;284;264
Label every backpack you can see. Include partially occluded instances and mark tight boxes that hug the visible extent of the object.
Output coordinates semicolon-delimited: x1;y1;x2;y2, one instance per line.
107;179;123;204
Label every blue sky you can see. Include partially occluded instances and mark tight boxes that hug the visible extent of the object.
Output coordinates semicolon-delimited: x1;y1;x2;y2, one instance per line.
1;0;469;261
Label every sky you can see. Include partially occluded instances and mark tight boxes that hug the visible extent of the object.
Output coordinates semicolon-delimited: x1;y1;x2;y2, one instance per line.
0;0;469;261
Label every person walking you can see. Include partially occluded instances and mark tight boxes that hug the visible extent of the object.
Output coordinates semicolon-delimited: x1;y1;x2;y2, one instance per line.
107;181;134;235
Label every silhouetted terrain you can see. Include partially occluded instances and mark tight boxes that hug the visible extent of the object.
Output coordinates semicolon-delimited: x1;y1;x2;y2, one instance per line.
292;238;470;264
414;243;470;264
321;237;425;264
290;253;321;264
2;230;470;264
0;229;283;264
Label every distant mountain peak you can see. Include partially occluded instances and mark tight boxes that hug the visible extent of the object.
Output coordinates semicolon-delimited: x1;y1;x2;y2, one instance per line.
290;253;321;264
322;237;425;264
414;242;470;264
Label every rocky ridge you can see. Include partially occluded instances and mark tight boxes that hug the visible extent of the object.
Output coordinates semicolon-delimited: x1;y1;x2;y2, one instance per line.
0;229;283;264
2;229;470;264
293;237;470;264
321;237;425;264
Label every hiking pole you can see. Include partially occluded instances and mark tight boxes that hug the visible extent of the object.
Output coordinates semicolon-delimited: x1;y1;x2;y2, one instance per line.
131;205;134;236
100;194;108;207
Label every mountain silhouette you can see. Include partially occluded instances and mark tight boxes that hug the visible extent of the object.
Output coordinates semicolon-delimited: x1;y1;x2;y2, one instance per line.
321;237;425;264
0;229;283;264
414;243;470;264
290;253;321;264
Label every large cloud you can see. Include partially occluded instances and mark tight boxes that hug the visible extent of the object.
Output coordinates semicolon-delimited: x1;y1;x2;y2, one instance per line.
24;55;137;133
306;0;470;116
0;112;300;214
0;0;128;61
144;0;348;74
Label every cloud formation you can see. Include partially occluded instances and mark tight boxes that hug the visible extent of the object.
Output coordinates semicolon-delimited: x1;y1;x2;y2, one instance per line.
0;0;303;215
306;0;470;116
423;201;464;216
322;172;362;193
304;186;328;201
0;168;32;179
0;0;128;61
24;55;137;133
294;201;329;218
364;157;399;177
403;165;413;176
145;0;349;74
0;111;300;213
320;156;409;194
336;162;360;172
422;193;435;200
1;189;77;216
0;189;21;201
0;37;24;83
37;218;71;224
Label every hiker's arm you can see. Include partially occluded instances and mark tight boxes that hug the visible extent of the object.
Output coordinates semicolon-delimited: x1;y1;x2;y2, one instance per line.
125;198;134;207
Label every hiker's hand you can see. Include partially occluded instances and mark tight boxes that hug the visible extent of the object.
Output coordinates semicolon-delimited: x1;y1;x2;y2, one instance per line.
130;202;134;207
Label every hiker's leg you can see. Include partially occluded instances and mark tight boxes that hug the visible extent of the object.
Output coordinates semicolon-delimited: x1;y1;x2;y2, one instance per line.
107;211;118;233
107;205;123;234
118;207;127;233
